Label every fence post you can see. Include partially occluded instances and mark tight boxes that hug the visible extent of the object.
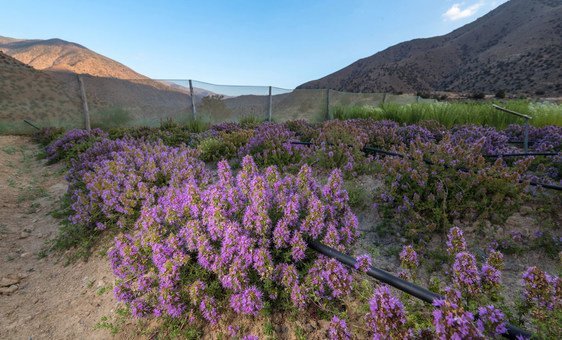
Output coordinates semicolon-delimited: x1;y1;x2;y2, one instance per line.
523;118;529;154
268;86;272;122
326;88;331;120
382;93;387;105
77;75;90;131
189;80;196;120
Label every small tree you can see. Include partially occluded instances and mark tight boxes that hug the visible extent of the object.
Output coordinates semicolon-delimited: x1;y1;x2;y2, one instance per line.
197;95;233;120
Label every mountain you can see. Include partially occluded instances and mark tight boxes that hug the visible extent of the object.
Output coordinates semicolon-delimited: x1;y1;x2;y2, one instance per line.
0;36;206;126
298;0;562;96
0;51;81;126
0;36;146;79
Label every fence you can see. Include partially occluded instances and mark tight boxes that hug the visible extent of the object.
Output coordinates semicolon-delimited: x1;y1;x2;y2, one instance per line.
0;75;436;133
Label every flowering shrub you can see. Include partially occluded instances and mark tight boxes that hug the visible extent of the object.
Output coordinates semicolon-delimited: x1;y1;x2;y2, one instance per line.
45;119;562;338
505;124;562;152
33;127;65;146
432;288;483;339
312;120;372;177
328;316;351;340
378;134;531;237
521;267;561;338
451;125;513;154
68;138;207;229
109;157;359;323
46;128;108;163
284;119;318;142
238;123;310;169
367;285;411;339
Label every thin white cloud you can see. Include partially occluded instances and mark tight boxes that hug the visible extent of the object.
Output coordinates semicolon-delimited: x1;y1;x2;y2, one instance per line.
443;2;484;21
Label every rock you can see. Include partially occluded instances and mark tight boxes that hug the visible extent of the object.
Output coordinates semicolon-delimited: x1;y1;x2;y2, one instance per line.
19;231;31;239
0;276;20;287
0;285;18;294
24;227;33;232
20;252;30;258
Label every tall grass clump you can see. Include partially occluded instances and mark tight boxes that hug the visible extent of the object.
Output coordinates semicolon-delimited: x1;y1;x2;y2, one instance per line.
91;108;132;130
333;101;562;128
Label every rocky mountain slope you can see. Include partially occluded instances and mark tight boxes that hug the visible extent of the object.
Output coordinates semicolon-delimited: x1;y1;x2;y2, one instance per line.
299;0;562;96
0;36;146;80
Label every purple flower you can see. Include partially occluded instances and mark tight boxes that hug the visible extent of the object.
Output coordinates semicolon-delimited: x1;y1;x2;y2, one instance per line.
328;316;351;340
399;245;419;270
476;305;507;336
367;285;411;339
447;227;467;256
452;252;481;296
354;254;372;272
229;286;264;316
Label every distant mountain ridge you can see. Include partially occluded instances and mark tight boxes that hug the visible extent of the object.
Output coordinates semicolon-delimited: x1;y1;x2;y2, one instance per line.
0;36;146;79
298;0;562;96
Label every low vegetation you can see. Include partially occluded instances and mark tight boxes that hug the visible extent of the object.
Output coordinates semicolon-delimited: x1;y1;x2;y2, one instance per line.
36;105;562;339
333;101;562;128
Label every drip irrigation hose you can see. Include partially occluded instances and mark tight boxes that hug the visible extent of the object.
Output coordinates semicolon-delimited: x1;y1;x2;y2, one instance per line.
290;141;562;191
23;120;40;130
362;146;562;191
483;152;559;158
307;240;532;339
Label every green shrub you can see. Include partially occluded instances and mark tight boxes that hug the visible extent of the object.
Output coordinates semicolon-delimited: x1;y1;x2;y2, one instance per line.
198;129;254;162
33;127;65;146
378;135;531;238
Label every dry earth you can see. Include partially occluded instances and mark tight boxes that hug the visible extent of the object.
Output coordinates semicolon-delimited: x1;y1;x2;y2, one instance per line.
0;136;119;340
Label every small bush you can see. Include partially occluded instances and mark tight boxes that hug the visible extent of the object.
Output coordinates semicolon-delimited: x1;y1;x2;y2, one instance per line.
33;127;65;146
377;134;531;238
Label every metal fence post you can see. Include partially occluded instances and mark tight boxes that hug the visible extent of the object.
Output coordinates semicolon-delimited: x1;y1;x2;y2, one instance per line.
523;118;529;154
268;86;272;122
382;92;387;105
77;75;91;131
492;105;532;155
189;80;196;120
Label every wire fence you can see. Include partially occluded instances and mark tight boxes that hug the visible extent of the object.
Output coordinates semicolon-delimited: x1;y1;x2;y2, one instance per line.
0;76;436;133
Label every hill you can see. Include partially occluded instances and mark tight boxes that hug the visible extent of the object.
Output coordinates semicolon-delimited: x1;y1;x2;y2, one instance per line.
0;51;81;129
0;37;204;126
298;0;562;96
0;36;146;80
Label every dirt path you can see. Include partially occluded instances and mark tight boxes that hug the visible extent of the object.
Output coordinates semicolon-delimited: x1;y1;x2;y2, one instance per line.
0;136;120;340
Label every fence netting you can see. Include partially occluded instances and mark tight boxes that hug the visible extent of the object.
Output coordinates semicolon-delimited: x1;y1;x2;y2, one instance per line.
1;76;436;133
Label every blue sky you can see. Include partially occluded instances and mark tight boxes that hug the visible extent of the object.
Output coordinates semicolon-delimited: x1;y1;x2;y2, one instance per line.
0;0;508;88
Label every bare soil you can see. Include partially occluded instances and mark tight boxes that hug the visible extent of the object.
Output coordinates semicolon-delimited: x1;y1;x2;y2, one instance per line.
0;136;119;340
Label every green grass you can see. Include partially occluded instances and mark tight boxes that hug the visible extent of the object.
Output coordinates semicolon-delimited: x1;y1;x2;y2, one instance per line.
90;107;132;130
333;100;562;128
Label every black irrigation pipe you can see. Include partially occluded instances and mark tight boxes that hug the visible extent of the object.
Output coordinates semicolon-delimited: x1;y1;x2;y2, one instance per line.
508;140;536;145
361;146;562;192
23;119;40;130
308;240;532;339
483;152;559;158
290;141;562;191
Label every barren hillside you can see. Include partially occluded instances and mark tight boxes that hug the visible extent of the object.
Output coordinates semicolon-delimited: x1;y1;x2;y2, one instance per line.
299;0;562;96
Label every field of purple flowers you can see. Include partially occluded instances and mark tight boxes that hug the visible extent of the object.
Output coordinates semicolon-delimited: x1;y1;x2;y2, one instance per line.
38;118;561;339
